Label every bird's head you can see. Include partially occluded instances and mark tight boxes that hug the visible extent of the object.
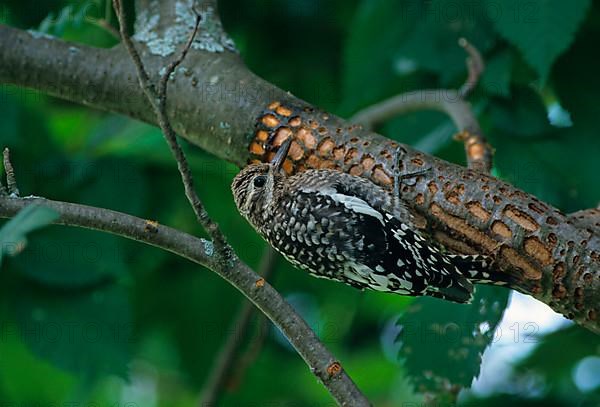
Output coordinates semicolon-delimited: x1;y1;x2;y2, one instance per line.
231;137;292;219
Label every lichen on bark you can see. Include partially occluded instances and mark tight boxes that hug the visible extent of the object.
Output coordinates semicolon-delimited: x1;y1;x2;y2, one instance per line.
133;0;236;57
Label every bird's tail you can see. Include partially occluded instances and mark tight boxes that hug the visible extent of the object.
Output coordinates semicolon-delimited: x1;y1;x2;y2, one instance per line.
429;277;474;303
447;254;512;287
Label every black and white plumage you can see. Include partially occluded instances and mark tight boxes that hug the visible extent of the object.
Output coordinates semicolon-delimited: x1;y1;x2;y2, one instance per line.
231;138;494;303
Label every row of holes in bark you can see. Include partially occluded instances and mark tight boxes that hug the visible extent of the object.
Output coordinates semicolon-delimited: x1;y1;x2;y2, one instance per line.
251;102;401;186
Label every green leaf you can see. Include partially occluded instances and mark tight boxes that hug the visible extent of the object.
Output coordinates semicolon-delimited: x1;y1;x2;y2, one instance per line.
0;204;59;266
396;286;509;393
487;20;600;213
487;0;590;83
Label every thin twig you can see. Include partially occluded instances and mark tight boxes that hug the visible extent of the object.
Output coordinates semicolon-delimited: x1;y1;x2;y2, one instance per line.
110;2;369;403
200;247;277;406
157;11;201;107
3;148;19;196
453;128;493;174
104;0;112;25
351;89;475;131
112;0;229;253
458;37;484;99
351;39;492;173
112;1;156;99
455;38;491;174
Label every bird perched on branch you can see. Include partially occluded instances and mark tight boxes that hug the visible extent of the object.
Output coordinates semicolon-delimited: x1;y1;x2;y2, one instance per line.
231;137;497;303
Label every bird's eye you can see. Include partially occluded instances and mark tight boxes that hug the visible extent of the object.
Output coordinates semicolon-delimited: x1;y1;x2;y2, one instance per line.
253;175;267;188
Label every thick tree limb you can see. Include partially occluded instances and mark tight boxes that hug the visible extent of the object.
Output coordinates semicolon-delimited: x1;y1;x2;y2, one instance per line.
0;5;597;334
0;24;273;166
0;196;369;406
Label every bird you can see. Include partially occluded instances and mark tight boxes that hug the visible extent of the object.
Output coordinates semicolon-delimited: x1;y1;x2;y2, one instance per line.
231;137;497;303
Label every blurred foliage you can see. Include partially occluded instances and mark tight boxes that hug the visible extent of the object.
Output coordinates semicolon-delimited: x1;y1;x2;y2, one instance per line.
396;286;509;395
1;0;599;406
0;205;59;266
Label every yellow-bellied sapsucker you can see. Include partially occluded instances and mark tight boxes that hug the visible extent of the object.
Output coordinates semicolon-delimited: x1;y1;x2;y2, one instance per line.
232;138;496;303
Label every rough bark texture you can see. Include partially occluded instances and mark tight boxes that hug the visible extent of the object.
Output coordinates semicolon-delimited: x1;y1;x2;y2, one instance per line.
249;101;599;333
0;0;597;335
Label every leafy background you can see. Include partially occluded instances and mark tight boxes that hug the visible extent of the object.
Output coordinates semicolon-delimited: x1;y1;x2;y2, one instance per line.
1;0;599;406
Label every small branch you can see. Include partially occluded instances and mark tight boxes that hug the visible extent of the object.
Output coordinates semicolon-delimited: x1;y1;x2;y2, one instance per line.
458;37;484;99
157;12;201;105
453;129;493;174
3;148;19;196
0;196;213;264
351;39;492;173
113;0;228;254
456;38;491;174
351;89;476;131
0;195;370;405
112;1;156;99
110;2;369;403
200;247;277;406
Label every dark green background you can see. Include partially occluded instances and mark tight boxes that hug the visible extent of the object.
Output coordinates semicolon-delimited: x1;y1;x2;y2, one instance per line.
0;0;599;405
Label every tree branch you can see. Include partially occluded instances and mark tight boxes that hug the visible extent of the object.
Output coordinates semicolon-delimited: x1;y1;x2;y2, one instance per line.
0;195;369;405
0;23;279;166
112;0;228;254
458;37;485;99
0;8;597;333
108;2;369;403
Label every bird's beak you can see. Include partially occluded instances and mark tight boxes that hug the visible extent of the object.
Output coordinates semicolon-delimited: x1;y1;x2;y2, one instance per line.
271;137;292;172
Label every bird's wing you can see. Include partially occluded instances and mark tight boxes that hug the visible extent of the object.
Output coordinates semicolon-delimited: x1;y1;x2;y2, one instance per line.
290;185;474;303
